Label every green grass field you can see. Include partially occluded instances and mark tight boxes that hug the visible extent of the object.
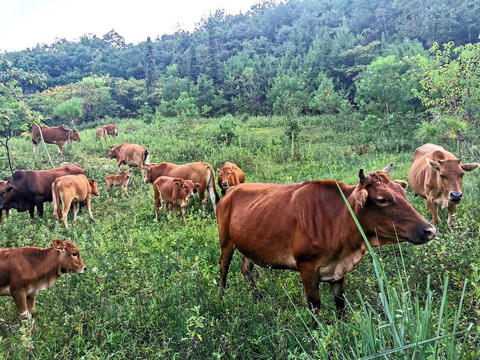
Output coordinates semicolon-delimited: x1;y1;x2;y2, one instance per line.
1;115;479;359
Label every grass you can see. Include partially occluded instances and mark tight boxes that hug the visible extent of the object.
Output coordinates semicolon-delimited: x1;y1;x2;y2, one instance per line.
0;115;479;359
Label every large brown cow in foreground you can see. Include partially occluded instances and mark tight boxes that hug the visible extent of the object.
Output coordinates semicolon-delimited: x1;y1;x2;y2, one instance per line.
31;125;81;156
0;165;85;218
217;163;436;321
109;143;150;181
0;238;86;321
153;176;200;222
408;143;479;233
144;161;219;214
217;162;245;196
52;174;99;228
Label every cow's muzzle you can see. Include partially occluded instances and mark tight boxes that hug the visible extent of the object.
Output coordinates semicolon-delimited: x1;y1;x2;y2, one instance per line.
188;193;194;198
222;181;229;188
449;192;463;204
410;224;436;244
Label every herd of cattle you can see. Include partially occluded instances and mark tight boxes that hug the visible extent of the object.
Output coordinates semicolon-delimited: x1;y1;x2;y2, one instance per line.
1;123;479;324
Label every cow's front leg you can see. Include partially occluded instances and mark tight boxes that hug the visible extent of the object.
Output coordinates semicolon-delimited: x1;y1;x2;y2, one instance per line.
241;256;261;301
57;143;64;156
26;294;37;318
330;277;346;319
447;203;457;233
11;290;29;320
299;262;321;327
86;198;95;222
426;197;440;226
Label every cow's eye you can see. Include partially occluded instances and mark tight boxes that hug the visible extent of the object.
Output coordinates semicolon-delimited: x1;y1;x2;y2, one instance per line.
439;174;445;179
72;252;78;257
376;198;389;205
460;172;464;178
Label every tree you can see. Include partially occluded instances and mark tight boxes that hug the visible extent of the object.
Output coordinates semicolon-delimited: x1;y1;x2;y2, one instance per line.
53;98;83;126
145;37;156;95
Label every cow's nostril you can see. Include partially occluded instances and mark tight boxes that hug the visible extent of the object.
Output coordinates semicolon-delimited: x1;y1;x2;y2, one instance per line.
423;225;436;240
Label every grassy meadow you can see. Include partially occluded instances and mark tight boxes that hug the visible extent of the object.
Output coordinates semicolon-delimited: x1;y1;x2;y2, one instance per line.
0;115;479;359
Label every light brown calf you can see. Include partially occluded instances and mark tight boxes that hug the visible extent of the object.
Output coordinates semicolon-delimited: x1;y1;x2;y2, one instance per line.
105;170;131;196
0;238;86;321
153;176;200;223
52;174;99;228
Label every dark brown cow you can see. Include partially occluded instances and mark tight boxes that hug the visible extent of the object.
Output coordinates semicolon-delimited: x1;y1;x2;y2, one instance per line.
144;161;219;214
0;165;85;218
95;127;107;141
105;170;131;196
109;143;150;181
52;174;99;228
153;176;200;222
31;125;81;156
217;162;245;196
0;181;11;222
217;163;436;320
0;238;86;320
408;143;479;233
102;124;118;137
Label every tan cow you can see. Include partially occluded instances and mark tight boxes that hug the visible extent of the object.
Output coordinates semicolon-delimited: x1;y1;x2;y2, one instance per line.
102;124;118;137
408;143;479;232
19;131;30;139
217;162;245;196
95;127;107;141
105;170;131;196
31;125;81;156
144;161;219;214
0;238;86;320
153;176;200;222
52;174;99;228
109;143;150;181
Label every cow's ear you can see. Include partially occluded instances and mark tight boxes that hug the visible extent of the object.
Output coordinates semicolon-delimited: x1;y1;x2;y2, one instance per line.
217;168;220;172
353;189;368;207
393;180;408;189
427;157;440;171
52;238;65;252
89;179;96;186
462;163;479;172
195;183;201;188
173;179;183;187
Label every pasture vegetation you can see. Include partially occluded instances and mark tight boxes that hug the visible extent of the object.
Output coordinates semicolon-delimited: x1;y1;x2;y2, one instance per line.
1;115;479;359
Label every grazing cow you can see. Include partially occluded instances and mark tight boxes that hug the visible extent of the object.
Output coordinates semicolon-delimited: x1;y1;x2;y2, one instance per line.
52;174;99;228
0;238;86;320
105;170;131;196
109;142;150;181
95;127;107;141
0;181;11;222
144;161;219;214
217;163;436;321
217;162;245;196
31;125;81;156
102;124;118;137
153;176;200;222
19;131;30;139
0;165;85;218
408;143;479;233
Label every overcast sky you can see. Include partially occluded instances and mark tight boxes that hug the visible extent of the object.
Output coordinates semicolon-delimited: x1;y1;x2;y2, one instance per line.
1;0;271;52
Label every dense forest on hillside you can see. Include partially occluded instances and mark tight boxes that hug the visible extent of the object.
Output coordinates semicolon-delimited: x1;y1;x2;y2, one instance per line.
1;0;480;150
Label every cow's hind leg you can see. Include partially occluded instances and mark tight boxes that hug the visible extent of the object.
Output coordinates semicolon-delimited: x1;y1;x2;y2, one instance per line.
241;256;261;301
219;237;235;292
330;277;346;319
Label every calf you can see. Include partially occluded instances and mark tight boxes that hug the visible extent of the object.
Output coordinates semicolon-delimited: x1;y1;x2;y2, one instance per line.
95;127;107;141
105;170;131;196
153;176;200;223
0;238;86;320
217;162;245;196
408;143;479;232
52;174;99;228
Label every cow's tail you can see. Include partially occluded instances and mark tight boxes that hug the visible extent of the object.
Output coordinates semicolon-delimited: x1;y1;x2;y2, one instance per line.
144;150;150;166
206;165;220;204
51;180;62;221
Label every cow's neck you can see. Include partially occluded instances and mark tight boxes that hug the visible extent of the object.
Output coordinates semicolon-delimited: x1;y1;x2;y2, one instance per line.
24;247;65;279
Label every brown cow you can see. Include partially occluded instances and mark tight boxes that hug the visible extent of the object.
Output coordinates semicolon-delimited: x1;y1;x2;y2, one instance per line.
95;127;107;141
19;131;30;139
102;124;118;137
109;143;150;181
0;181;11;222
0;165;85;218
408;143;479;233
153;176;200;222
217;162;245;196
144;161;219;214
52;174;99;228
31;125;81;156
0;238;86;320
105;170;131;196
217;163;436;321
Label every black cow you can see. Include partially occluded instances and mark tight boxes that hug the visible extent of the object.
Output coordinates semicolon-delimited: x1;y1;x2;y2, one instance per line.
0;165;85;218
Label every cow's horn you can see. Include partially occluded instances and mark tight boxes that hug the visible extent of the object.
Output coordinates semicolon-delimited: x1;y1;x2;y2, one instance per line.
383;162;393;173
359;168;366;183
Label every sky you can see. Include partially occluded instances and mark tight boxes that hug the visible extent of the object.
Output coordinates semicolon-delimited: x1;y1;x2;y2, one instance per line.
0;0;270;52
